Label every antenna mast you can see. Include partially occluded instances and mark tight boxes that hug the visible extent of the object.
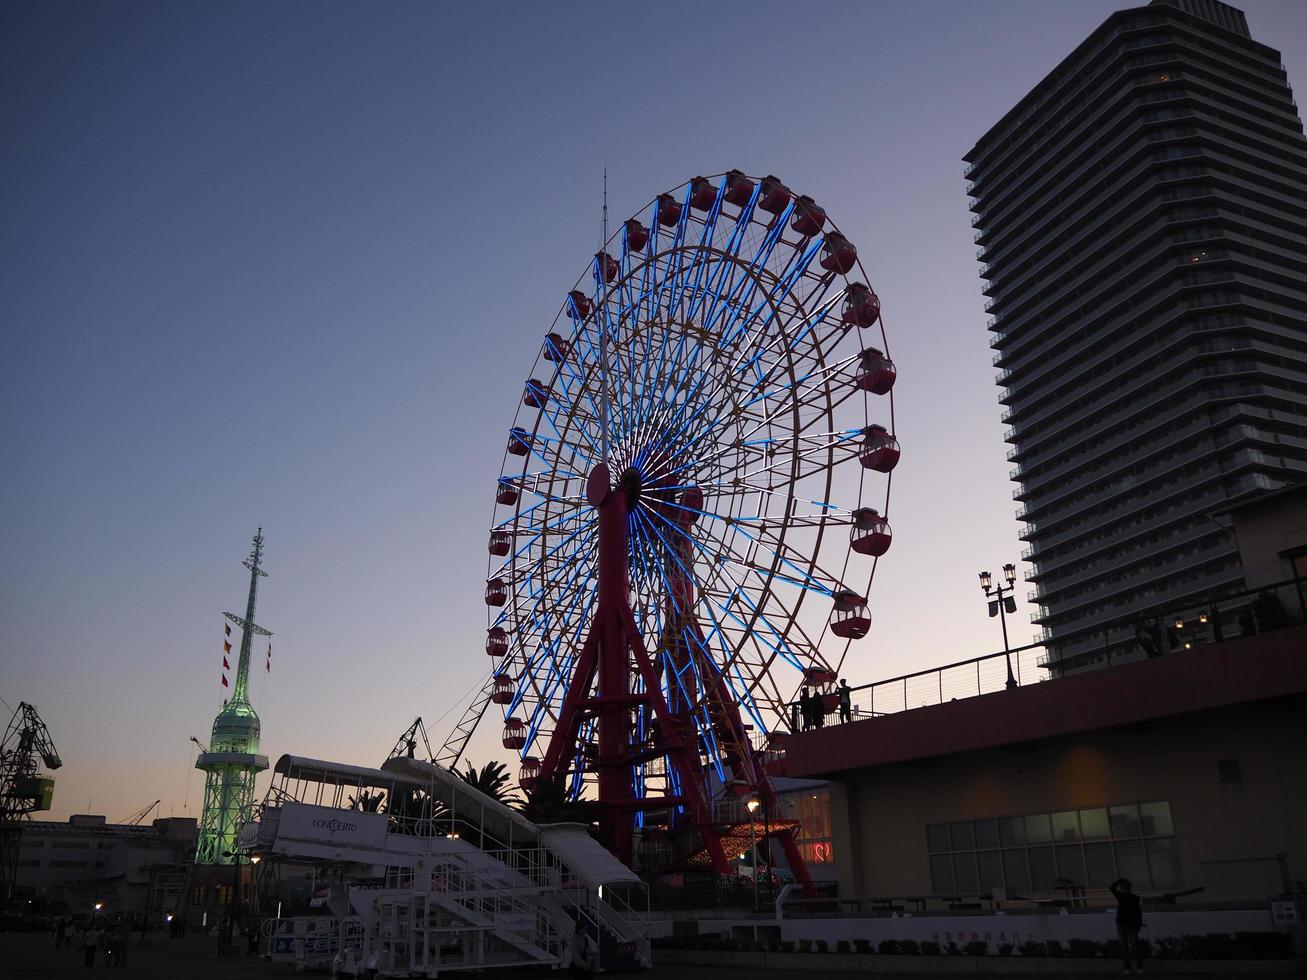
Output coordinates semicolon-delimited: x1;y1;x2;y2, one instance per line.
598;169;612;467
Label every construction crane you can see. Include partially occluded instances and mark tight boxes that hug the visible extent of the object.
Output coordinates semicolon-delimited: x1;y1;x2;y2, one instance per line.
1;702;62;905
117;800;161;826
388;717;434;763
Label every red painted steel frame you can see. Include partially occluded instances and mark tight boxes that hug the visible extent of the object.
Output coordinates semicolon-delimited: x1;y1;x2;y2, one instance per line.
536;464;814;894
536;464;728;870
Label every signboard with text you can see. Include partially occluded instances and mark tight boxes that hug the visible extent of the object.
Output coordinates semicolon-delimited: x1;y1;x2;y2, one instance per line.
278;801;388;851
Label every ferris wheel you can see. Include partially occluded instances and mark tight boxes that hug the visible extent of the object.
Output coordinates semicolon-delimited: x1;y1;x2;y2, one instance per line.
465;171;898;872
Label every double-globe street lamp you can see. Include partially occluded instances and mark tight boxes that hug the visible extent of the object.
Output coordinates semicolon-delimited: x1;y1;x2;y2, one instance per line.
746;796;761;909
980;563;1019;690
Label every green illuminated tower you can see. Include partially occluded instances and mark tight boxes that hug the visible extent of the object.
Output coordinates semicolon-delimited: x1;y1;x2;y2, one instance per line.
194;529;272;865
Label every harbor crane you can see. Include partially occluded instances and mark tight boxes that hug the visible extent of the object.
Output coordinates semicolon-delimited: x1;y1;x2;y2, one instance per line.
1;702;62;905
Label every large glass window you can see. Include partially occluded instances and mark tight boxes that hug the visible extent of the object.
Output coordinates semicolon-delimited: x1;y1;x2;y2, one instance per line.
974;819;1000;850
930;854;953;893
1051;810;1081;842
924;800;1180;895
1080;807;1110;840
795;790;833;864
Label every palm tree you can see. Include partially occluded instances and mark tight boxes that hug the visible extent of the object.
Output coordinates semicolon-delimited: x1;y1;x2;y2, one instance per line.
521;775;600;827
348;789;386;812
456;760;524;808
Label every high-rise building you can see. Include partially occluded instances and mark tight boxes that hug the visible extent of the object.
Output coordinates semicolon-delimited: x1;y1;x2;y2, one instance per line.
964;0;1307;671
194;530;271;864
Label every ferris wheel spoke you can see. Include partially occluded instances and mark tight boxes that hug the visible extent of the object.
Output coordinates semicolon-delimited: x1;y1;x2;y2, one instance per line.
689;594;772;731
715;201;796;348
656;496;838;601
496;512;591;570
654;301;845;464
533;391;602;465
484;173;890;811
691;188;762;329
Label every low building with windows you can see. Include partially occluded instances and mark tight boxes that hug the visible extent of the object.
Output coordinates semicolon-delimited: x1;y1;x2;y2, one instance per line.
781;624;1306;907
14;814;197;916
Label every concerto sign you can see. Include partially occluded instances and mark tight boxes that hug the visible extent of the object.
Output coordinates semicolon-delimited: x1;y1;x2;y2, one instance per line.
279;802;388;850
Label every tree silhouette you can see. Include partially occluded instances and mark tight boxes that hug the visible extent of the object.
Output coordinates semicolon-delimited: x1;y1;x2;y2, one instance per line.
521;775;600;827
457;760;524;808
348;789;386;812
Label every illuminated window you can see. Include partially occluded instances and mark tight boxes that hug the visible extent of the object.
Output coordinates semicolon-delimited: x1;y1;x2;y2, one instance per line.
794;789;833;864
927;800;1179;894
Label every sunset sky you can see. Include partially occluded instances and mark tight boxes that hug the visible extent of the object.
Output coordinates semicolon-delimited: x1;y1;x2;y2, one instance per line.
4;0;1306;822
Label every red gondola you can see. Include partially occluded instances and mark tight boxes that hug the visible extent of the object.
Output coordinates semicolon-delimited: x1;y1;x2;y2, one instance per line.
567;290;594;320
803;667;836;688
859;424;900;473
496;481;519;506
485;579;508;607
689;176;717;211
508;427;532;457
850;508;892;557
486;626;508;657
842;283;881;327
791;195;826;237
518;755;541;790
625;218;649;252
657;193;682;228
543;333;571;362
491;673;514;704
724;169;755;207
820;233;857;275
595;251;619;284
524;379;547;408
502;718;526;750
830;590;870;639
759;175;791;214
856;348;896;395
489;529;511;557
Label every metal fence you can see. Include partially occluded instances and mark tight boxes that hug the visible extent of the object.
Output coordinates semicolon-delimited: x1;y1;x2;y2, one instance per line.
765;572;1306;743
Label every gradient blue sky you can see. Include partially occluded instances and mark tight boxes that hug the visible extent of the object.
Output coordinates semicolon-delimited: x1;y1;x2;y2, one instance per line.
4;1;1306;821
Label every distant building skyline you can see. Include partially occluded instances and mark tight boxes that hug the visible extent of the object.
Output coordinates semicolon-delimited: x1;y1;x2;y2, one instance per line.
966;0;1307;670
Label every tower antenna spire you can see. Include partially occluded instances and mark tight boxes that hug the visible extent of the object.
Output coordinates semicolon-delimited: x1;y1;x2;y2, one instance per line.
223;527;272;702
598;168;612;467
196;528;272;865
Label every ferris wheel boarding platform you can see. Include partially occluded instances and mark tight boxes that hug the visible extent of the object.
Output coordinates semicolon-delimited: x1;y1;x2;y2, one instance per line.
245;753;649;977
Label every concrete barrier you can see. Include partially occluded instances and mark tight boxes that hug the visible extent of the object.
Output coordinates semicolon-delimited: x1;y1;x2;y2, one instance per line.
653;947;1304;974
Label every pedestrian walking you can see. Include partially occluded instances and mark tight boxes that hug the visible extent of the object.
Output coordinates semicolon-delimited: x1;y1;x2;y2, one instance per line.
837;679;852;723
1110;877;1144;974
115;919;131;967
81;923;100;968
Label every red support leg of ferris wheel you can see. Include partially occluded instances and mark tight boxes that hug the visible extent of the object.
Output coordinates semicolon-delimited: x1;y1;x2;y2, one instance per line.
536;463;730;873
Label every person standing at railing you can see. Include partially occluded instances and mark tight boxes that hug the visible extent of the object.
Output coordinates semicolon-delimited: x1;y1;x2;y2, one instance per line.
799;686;813;731
837;680;852;723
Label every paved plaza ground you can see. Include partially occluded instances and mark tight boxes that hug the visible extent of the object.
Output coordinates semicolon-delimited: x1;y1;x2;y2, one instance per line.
2;931;1302;979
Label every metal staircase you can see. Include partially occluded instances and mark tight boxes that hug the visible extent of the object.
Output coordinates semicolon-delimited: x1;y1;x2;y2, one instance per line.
247;753;649;977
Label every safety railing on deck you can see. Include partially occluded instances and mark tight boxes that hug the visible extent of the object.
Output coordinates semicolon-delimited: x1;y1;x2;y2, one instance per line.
756;572;1306;749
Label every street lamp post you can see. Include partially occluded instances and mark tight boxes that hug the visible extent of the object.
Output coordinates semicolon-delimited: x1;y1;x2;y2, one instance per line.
980;563;1020;690
746;796;760;910
222;850;259;954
